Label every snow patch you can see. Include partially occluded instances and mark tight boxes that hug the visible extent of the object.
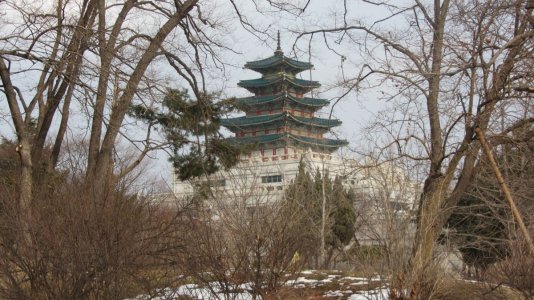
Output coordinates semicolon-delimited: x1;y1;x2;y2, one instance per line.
347;288;390;300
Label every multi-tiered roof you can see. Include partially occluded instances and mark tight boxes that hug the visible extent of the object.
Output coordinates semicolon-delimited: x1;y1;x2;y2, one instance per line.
221;34;347;154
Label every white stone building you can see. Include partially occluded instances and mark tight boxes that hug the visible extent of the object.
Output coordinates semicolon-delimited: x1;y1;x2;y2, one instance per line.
172;41;420;245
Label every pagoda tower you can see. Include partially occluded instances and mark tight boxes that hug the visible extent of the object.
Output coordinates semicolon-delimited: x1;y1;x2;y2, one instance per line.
221;34;347;160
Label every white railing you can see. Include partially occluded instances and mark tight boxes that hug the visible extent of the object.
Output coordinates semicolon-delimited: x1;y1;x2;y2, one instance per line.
239;152;342;164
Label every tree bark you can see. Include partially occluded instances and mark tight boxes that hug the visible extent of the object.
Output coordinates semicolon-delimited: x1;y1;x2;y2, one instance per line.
32;0;97;165
87;0;130;178
0;58;33;242
408;2;450;296
320;166;326;268
89;0;199;189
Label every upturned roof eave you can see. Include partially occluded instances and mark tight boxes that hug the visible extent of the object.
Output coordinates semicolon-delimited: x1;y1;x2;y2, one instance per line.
235;93;329;108
237;76;320;89
220;113;285;130
287;134;349;148
225;133;348;149
291;115;342;128
244;55;313;72
220;113;342;131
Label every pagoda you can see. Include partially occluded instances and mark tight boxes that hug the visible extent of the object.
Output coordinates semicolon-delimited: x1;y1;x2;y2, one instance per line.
221;34;347;160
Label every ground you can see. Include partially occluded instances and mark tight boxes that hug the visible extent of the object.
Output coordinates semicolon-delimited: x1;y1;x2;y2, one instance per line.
129;269;523;300
129;270;389;300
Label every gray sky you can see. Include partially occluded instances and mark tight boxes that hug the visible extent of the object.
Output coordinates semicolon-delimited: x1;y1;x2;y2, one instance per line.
218;0;394;151
0;0;399;189
124;0;396;188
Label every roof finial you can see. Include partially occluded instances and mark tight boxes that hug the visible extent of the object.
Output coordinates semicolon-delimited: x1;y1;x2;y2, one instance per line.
275;30;283;56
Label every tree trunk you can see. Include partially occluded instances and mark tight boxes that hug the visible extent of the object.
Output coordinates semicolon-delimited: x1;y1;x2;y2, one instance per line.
320;164;327;269
17;137;34;243
0;58;34;243
408;176;446;298
405;2;450;297
86;0;198;188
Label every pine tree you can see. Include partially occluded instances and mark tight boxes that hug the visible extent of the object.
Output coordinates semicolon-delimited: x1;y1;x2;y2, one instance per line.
446;134;534;274
329;177;357;248
129;88;242;180
284;161;356;267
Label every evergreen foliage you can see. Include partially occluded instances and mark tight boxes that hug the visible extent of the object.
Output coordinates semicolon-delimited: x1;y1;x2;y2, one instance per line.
129;89;243;180
284;161;357;264
447;134;534;272
330;177;357;247
447;192;509;271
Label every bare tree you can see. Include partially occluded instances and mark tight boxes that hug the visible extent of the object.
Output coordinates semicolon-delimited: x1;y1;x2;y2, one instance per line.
0;140;189;299
347;156;420;276
292;0;534;297
0;0;273;245
179;171;311;299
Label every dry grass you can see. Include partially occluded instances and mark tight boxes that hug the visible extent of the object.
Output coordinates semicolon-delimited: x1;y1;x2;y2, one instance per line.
432;278;522;300
264;287;325;300
277;270;386;299
273;270;522;300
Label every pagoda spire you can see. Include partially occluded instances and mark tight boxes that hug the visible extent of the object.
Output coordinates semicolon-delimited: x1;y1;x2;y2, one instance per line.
275;30;283;56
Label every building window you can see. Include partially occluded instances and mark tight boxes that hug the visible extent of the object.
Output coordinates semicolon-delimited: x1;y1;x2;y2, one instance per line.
261;175;282;183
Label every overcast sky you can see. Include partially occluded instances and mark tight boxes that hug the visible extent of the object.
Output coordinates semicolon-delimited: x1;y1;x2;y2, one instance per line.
134;0;397;189
0;0;402;190
220;0;396;150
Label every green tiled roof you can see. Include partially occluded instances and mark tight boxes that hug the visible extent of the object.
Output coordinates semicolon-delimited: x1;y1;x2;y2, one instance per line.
236;93;329;108
238;75;320;90
220;112;342;130
227;133;284;145
226;133;348;149
293;115;342;127
221;114;284;128
290;134;349;147
245;55;312;73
